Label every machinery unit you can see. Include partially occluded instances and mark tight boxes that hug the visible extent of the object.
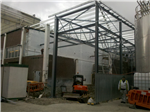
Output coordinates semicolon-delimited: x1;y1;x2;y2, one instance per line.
1;64;28;99
72;75;88;95
63;74;88;103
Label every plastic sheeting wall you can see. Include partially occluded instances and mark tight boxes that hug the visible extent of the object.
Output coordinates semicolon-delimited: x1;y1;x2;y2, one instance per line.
95;74;134;103
134;73;150;90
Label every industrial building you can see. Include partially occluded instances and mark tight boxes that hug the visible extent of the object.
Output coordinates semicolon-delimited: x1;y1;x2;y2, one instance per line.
1;0;150;111
1;4;41;34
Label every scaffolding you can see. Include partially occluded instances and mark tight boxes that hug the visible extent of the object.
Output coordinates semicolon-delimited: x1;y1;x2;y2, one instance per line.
29;1;135;97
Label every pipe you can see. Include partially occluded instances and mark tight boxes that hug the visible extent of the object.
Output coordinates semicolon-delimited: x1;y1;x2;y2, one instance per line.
2;33;7;65
19;27;25;64
75;59;79;74
42;24;50;83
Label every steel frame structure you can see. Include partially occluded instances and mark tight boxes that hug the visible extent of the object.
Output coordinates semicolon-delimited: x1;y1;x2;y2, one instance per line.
30;1;135;97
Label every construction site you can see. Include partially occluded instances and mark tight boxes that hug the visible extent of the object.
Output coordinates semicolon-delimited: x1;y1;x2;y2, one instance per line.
1;0;150;112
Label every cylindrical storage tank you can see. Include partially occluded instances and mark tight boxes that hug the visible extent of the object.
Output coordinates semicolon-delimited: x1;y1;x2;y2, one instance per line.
135;3;150;73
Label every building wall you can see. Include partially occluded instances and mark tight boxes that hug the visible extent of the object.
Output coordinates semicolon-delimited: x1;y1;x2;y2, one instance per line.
1;4;40;34
6;29;22;47
48;55;75;79
24;29;44;56
1;29;23;59
4;54;75;97
1;28;95;84
4;55;75;81
1;28;132;84
25;29;106;84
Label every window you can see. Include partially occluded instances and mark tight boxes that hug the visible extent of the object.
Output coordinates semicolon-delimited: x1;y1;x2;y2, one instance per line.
5;46;20;59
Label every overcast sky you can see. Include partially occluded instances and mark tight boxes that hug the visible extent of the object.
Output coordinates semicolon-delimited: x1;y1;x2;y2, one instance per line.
1;0;138;24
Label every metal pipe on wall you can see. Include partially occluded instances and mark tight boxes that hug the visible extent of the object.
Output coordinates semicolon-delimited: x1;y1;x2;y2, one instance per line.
42;24;50;83
19;27;25;64
2;33;7;65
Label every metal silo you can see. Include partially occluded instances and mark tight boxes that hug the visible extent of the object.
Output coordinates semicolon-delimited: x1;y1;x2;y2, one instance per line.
135;1;150;73
134;1;150;90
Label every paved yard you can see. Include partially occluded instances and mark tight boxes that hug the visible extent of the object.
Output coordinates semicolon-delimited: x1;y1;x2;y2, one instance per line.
1;99;149;112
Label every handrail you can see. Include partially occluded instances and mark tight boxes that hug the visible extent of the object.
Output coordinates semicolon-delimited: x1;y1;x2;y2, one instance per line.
135;1;150;19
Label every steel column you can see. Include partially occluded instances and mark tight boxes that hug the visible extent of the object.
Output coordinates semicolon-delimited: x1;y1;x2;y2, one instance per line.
51;16;59;97
2;33;7;65
42;24;50;83
131;58;133;72
134;30;136;72
119;22;123;74
95;1;99;73
19;27;25;64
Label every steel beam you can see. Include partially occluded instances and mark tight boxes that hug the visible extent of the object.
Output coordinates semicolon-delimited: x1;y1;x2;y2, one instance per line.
95;1;99;73
119;22;123;74
58;43;79;48
98;24;134;47
59;23;95;34
98;1;134;30
98;24;118;37
48;1;94;18
51;17;59;98
59;34;107;52
63;18;119;23
40;33;78;46
59;8;91;31
59;18;95;38
58;4;95;18
64;31;95;34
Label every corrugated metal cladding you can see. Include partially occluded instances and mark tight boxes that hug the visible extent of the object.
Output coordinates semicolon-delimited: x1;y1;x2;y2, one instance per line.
95;74;134;103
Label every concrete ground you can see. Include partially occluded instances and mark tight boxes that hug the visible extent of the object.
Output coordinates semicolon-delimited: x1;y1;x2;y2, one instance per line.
1;99;149;112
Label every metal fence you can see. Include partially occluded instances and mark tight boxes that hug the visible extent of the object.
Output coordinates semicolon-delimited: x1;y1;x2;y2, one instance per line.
95;73;134;103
